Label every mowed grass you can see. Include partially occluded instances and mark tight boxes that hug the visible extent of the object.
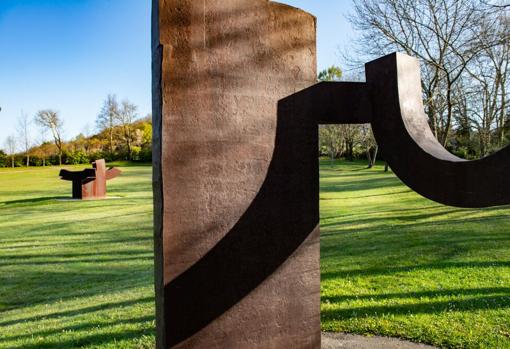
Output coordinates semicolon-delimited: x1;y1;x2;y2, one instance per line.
320;160;510;349
0;163;155;349
0;161;509;349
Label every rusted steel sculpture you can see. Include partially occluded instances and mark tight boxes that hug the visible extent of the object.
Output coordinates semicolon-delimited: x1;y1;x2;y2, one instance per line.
152;1;509;348
59;159;121;200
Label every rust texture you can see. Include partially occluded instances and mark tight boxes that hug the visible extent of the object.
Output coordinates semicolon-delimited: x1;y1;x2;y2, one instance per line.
59;159;121;200
152;1;510;349
366;53;510;208
153;0;319;348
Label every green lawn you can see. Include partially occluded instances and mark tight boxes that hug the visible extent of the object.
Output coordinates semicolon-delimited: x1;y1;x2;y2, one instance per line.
320;160;510;349
0;161;509;348
0;163;155;349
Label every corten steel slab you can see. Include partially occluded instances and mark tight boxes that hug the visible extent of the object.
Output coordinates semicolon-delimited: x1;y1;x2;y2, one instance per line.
152;2;510;349
366;53;510;208
152;1;319;348
59;159;121;200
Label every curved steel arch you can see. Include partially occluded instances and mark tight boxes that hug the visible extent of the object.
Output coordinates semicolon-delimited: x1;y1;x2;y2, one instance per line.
366;53;510;208
153;1;509;346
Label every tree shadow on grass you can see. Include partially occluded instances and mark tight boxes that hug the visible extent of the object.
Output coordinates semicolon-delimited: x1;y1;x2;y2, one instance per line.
0;297;154;328
8;325;155;349
321;287;510;303
0;211;151;237
320;208;463;230
320;177;402;193
320;210;510;233
0;249;152;261
319;205;441;222
321;260;510;280
322;294;510;319
0;197;68;206
320;189;413;201
320;171;393;179
0;235;153;251
0;254;154;268
0;268;153;312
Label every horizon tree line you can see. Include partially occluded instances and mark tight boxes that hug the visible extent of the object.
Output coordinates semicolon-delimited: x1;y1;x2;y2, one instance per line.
0;95;152;168
320;0;509;165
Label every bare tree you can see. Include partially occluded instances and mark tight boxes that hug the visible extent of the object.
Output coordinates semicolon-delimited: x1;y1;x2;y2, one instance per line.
459;8;509;155
349;0;494;147
341;124;361;161
97;94;119;156
482;0;510;8
318;66;349;164
17;111;32;167
35;129;51;166
4;135;17;168
320;125;345;164
35;110;64;166
116;100;138;160
359;124;378;167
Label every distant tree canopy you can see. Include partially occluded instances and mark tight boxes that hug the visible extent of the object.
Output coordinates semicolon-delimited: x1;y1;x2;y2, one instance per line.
348;0;510;159
0;150;7;167
318;65;379;167
318;66;343;82
318;0;509;166
35;110;65;165
0;97;152;168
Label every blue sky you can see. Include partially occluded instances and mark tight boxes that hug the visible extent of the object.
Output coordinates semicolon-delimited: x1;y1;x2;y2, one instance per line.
0;0;355;145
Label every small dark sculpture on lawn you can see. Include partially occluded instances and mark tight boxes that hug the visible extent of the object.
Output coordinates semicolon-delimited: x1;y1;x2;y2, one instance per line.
59;159;121;200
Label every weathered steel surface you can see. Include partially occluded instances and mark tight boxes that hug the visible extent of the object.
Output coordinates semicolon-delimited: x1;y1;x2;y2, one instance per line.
273;52;510;208
366;53;510;208
59;159;121;200
153;0;319;348
152;2;510;349
285;81;372;124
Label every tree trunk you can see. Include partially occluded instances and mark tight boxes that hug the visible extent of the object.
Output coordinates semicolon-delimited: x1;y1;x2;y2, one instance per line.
384;162;389;172
126;127;133;160
442;84;453;147
127;138;132;160
366;148;373;168
346;141;354;162
109;129;114;156
372;145;379;167
11;156;14;168
499;82;507;147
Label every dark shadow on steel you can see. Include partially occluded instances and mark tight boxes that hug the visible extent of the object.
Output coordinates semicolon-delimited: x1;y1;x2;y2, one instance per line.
163;89;320;347
59;159;122;200
162;52;510;347
367;53;510;208
162;82;376;347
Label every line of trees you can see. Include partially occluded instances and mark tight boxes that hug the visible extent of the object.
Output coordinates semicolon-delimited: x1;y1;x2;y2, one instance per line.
318;66;381;168
320;0;509;165
0;95;152;168
345;0;509;160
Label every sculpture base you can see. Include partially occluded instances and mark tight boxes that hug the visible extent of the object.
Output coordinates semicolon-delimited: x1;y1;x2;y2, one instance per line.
55;196;123;202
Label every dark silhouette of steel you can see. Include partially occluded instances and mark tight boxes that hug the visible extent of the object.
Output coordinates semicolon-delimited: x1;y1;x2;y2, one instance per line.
367;53;510;208
152;1;509;348
59;159;121;200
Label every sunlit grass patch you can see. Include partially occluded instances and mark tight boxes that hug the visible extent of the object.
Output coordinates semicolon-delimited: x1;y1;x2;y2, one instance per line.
320;159;510;349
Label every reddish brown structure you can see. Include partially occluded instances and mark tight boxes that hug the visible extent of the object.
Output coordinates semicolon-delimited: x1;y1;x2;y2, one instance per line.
152;1;509;349
59;159;121;200
153;1;319;348
367;53;510;208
